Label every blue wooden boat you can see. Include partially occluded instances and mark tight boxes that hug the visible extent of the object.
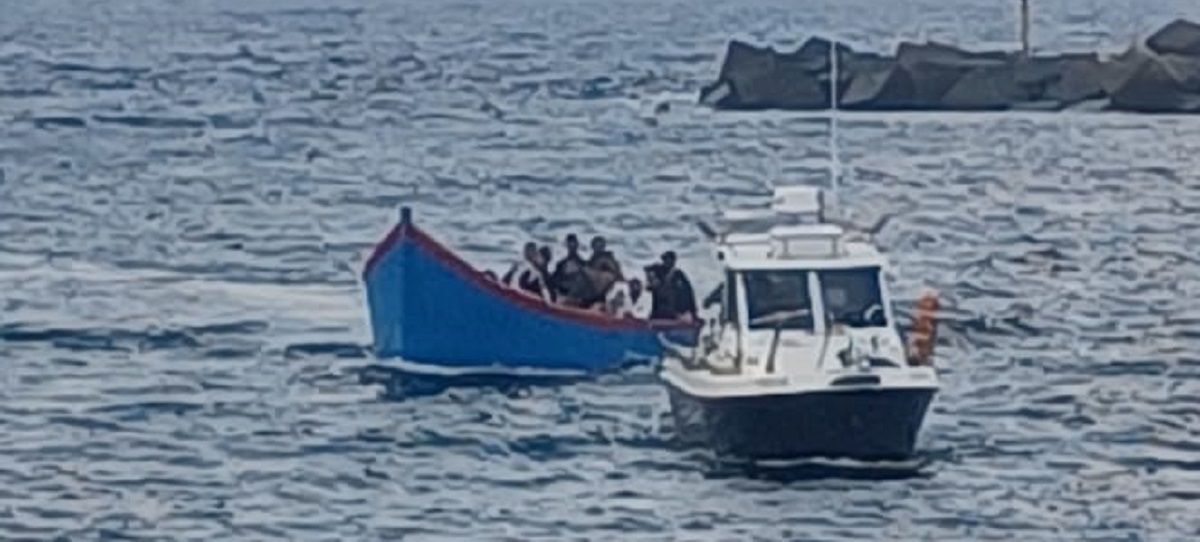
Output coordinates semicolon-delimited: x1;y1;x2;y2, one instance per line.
362;208;699;377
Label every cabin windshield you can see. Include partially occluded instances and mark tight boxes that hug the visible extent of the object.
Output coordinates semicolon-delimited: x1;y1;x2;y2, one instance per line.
819;267;887;328
742;270;813;330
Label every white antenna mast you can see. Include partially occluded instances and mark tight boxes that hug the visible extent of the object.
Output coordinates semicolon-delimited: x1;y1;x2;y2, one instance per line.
829;37;841;192
1020;0;1031;58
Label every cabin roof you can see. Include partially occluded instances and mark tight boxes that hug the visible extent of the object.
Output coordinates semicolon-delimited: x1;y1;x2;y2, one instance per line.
711;186;890;271
721;240;887;271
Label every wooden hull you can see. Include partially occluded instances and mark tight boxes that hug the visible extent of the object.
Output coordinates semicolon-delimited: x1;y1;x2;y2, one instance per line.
362;213;698;376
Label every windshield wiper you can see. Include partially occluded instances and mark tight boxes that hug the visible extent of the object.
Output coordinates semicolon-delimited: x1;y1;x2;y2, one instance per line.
749;308;810;327
750;309;810;374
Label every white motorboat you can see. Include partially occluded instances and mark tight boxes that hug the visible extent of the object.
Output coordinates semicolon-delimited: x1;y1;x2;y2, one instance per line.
661;186;939;460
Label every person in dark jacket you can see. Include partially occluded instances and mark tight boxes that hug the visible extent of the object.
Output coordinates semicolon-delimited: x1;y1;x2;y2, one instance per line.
660;251;697;321
578;235;622;308
645;263;671;320
551;234;586;301
586;236;623;281
646;252;697;321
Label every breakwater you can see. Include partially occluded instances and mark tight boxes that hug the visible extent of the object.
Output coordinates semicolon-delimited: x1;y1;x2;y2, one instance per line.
700;19;1200;113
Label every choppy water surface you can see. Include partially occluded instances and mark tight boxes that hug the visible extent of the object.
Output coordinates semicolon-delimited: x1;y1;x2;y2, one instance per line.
3;0;1200;539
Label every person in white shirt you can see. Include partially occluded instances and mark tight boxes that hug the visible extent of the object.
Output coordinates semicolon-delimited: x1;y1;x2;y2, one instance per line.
606;278;649;319
502;242;552;303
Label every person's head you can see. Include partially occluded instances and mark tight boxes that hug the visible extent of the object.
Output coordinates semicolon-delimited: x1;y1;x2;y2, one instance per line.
660;251;677;270
591;235;607;253
538;246;552;267
629;278;644;301
565;234;579;253
523;242;538;262
644;264;663;288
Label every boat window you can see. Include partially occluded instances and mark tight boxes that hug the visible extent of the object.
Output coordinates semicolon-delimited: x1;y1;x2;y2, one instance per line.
743;270;813;330
819;268;887;328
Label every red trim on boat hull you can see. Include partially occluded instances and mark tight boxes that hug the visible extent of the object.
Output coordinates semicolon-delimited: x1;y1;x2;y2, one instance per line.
362;223;405;280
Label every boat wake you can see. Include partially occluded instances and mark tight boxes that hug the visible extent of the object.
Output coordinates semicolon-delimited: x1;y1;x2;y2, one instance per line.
703;450;949;482
357;363;587;401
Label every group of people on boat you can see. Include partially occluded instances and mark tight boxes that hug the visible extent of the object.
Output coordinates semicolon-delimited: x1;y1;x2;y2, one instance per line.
493;233;697;322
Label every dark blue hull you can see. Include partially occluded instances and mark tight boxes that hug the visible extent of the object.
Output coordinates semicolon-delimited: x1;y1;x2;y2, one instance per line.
362;210;698;375
667;385;936;460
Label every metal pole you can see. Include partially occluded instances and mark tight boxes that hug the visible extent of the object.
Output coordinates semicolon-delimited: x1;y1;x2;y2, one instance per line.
1020;0;1030;58
830;38;839;110
829;38;840;191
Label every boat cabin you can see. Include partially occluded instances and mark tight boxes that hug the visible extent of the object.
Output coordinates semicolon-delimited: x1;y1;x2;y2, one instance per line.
660;186;940;462
704;187;907;376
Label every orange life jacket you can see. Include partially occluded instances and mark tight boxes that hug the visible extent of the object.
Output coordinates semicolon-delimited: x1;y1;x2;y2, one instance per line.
907;290;939;366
